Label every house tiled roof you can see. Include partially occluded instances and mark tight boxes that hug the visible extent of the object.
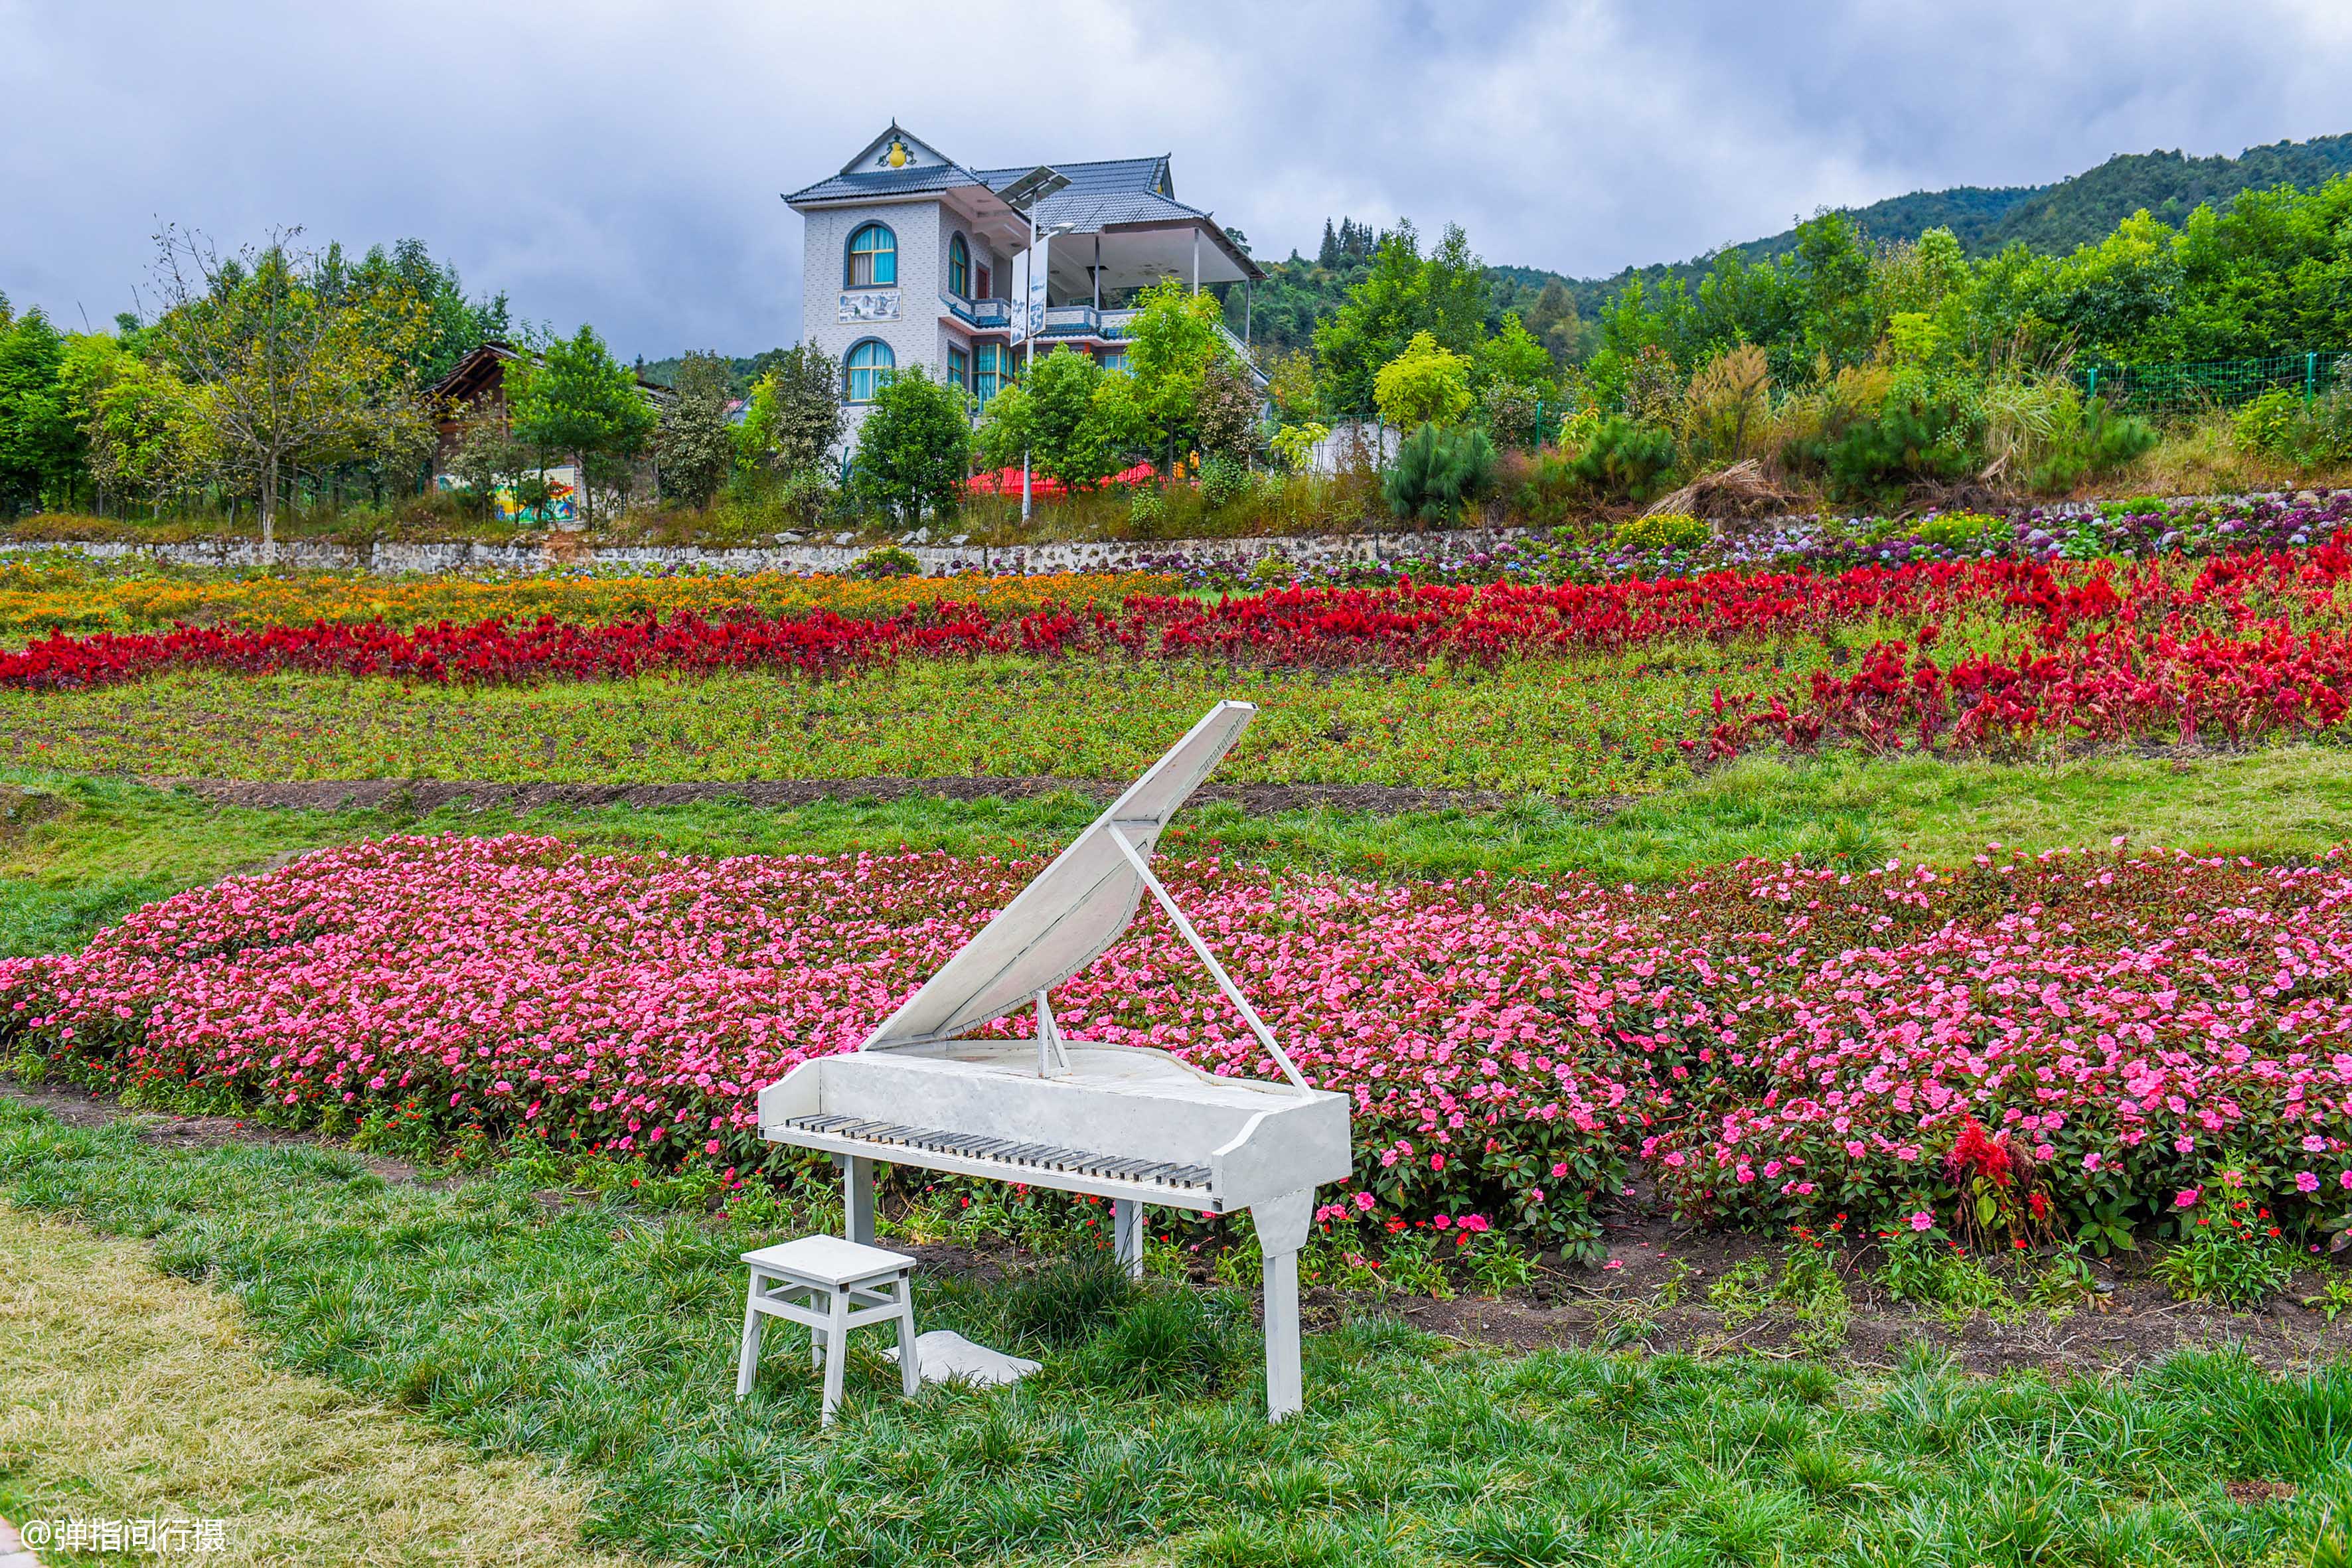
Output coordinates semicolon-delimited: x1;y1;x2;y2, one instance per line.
783;161;996;206
789;151;1204;229
787;141;1259;277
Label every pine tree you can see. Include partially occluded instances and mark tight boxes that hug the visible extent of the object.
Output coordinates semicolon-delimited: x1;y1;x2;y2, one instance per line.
1318;219;1338;269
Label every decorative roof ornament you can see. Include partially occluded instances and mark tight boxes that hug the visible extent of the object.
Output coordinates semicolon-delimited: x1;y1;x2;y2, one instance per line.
880;137;911;169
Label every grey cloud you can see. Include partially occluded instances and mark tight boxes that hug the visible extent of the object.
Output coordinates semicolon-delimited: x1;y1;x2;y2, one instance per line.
3;0;2346;358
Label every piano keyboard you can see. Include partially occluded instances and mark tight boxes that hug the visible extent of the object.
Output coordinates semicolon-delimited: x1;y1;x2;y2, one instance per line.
777;1113;1215;1193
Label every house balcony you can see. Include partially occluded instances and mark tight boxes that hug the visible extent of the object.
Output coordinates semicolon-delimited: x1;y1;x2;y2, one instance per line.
943;294;1014;332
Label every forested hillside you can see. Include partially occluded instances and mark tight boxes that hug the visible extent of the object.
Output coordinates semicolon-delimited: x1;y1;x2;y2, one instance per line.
1239;133;2352;362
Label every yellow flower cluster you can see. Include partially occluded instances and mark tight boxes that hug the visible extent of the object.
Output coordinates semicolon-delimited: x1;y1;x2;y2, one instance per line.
0;564;1178;635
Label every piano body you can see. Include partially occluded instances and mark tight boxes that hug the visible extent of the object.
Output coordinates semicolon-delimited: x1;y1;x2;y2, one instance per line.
757;702;1352;1419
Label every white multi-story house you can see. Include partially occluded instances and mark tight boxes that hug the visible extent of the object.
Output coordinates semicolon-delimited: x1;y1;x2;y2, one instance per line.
785;124;1264;443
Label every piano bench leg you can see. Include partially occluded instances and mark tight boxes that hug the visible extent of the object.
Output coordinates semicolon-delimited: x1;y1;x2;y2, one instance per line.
1253;1188;1316;1423
735;1276;765;1401
820;1291;852;1427
894;1271;923;1398
1113;1199;1145;1279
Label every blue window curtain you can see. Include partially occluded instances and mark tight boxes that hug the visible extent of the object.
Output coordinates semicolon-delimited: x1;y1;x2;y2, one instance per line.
948;234;971;299
846;223;897;288
946;345;970;391
975;343;1017;404
845;339;896;402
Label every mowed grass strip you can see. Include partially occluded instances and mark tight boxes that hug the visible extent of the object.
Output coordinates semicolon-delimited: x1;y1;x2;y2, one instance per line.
4;747;2352;959
0;1202;641;1568
2;1097;2348;1568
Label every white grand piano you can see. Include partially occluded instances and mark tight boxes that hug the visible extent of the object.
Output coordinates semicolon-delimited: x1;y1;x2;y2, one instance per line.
757;702;1352;1419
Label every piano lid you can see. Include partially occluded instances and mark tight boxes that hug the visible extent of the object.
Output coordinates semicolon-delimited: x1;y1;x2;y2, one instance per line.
862;701;1256;1050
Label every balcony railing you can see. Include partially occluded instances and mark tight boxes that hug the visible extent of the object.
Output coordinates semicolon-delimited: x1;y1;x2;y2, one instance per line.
943;294;1013;331
1040;303;1101;336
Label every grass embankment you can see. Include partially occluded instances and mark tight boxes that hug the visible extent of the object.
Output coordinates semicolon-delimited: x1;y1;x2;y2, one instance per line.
0;1204;636;1568
7;751;2352;958
3;1095;2345;1568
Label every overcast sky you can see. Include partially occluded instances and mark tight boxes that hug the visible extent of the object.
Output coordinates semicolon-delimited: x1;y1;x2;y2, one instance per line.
6;0;2350;361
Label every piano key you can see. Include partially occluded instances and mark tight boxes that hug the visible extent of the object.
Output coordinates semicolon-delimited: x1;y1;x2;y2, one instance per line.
773;1109;1219;1192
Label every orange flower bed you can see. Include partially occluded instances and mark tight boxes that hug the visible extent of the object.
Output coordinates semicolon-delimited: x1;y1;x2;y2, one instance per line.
0;564;1177;635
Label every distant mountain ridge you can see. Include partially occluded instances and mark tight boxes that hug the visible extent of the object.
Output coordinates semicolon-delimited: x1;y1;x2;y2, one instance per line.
1510;132;2352;309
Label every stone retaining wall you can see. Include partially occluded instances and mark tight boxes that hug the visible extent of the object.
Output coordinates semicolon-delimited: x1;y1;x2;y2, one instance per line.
0;526;1538;579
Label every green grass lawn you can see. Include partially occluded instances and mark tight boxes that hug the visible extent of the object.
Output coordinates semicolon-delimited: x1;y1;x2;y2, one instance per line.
6;747;2352;957
0;658;1791;792
3;1095;2346;1568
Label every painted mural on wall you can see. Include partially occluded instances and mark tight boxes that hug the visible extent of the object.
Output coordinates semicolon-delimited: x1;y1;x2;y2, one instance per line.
435;465;579;525
838;291;902;323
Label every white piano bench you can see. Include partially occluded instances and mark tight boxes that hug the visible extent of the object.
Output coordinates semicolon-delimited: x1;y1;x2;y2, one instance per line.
736;1235;922;1426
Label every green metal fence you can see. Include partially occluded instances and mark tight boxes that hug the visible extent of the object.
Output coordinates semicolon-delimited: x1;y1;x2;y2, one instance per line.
2077;351;2351;417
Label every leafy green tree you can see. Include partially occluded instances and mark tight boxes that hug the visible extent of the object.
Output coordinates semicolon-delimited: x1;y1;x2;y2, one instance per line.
850;366;968;520
347;238;509;385
1123;278;1228;467
1474;312;1554;392
1521;279;1584;366
505;324;658;526
1314;222;1430;420
0;307;80;514
654;350;734;509
1374;332;1474;428
1264;350;1319;424
1419;223;1488;354
1793;211;1877;370
738;344;844;480
1193;356;1261;463
976;348;1148;490
60;333;212;515
149;225;431;548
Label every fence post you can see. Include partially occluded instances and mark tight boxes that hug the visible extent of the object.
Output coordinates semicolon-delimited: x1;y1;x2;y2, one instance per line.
2085;366;2098;402
2308;352;2319;406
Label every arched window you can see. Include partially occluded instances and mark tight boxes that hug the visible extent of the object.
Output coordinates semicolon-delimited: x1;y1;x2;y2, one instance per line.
947;233;971;299
845;223;897;288
844;339;896;402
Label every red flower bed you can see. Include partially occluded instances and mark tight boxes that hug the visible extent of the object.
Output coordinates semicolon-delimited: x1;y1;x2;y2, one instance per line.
19;547;2352;757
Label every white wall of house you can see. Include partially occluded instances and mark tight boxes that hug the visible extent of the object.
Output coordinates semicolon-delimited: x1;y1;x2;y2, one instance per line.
801;199;942;444
798;199;1022;453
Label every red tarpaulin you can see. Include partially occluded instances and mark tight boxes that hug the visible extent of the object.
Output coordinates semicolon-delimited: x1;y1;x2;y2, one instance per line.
963;463;1156;497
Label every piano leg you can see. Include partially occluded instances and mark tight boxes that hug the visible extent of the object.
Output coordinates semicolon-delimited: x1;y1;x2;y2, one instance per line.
838;1154;876;1245
1252;1188;1315;1423
1113;1199;1144;1279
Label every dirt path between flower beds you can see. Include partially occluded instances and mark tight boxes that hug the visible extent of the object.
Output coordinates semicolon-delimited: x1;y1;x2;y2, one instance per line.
143;776;1605;818
7;1081;2345;1378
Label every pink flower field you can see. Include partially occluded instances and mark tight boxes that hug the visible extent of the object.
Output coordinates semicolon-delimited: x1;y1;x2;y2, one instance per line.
5;833;2349;1253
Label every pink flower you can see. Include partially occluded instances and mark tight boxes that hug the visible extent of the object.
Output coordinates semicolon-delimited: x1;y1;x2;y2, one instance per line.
1353;1190;1375;1212
2175;1188;2201;1209
1909;1211;1933;1231
1602;1259;1623;1271
2296;1171;2320;1193
2082;1152;2102;1172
